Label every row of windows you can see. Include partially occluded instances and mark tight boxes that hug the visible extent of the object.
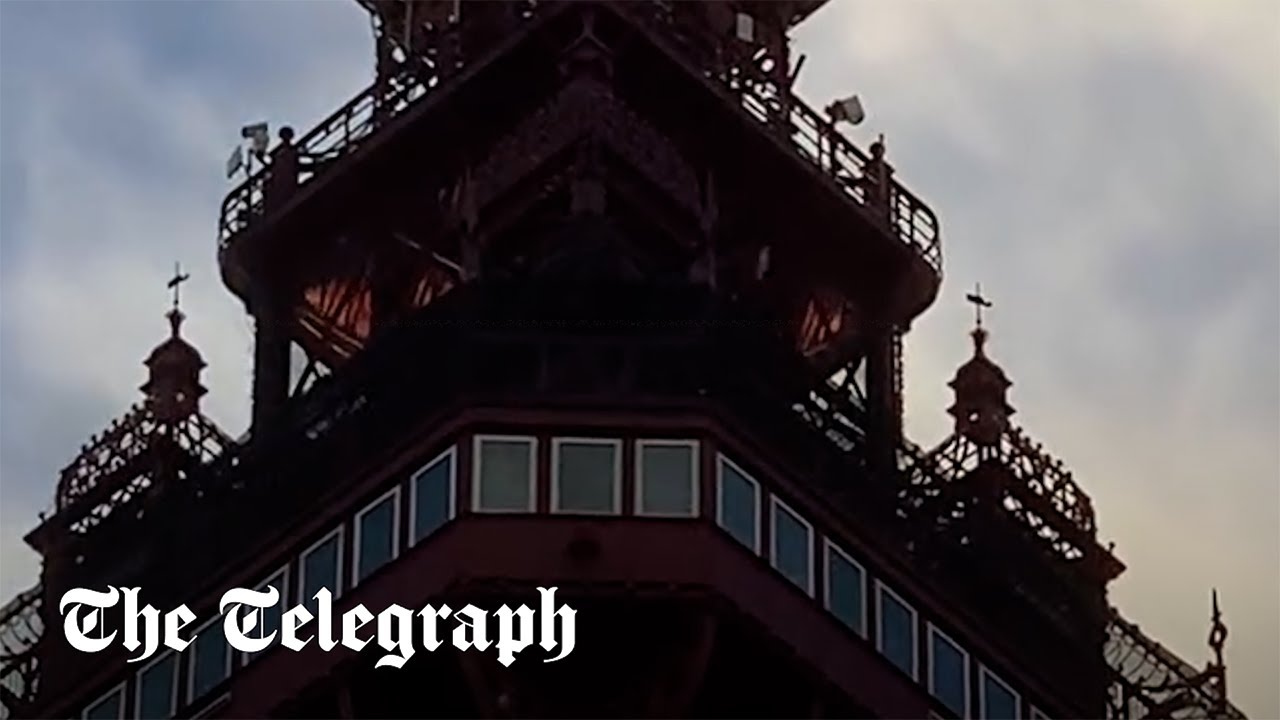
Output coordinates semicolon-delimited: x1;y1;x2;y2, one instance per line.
82;435;1049;719
713;453;1049;720
81;448;461;719
472;436;699;516
83;434;692;718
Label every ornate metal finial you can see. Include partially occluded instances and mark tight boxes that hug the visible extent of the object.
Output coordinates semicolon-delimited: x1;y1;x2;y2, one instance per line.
1207;588;1230;711
965;283;993;353
966;283;992;329
1209;588;1228;663
165;262;191;337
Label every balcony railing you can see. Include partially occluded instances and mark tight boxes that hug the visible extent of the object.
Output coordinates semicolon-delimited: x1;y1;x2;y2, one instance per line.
217;73;430;251
217;1;941;280
622;2;941;277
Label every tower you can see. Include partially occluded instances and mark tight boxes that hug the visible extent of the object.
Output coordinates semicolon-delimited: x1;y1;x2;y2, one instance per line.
0;2;1246;719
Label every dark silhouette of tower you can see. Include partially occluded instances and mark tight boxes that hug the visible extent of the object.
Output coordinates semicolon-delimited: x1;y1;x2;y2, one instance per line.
0;2;1244;719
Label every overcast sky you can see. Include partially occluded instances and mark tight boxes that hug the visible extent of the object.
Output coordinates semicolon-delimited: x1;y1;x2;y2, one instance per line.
1;1;1276;716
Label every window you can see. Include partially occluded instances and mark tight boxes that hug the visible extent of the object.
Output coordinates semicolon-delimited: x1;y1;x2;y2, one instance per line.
875;582;917;679
770;498;813;594
83;685;124;720
824;542;866;636
635;440;698;516
716;456;760;552
187;618;231;703
928;625;969;717
241;567;288;665
1029;707;1050;720
552;438;621;514
473;436;536;512
980;667;1021;720
301;528;344;615
136;652;177;719
353;488;400;585
411;448;456;544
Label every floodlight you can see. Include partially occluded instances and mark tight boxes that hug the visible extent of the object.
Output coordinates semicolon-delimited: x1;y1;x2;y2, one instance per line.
240;122;270;155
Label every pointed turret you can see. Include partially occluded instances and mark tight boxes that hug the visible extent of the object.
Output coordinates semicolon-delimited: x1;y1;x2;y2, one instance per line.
947;285;1013;446
140;264;207;422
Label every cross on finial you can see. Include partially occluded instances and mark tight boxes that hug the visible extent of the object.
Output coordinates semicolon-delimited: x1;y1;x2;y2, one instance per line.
167;262;190;312
965;283;993;329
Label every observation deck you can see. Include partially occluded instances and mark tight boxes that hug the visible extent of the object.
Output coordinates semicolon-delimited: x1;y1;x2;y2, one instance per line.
215;0;942;376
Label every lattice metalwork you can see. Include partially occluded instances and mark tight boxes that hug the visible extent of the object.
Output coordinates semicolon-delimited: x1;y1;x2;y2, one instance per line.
0;587;40;720
898;423;1118;580
1105;608;1241;719
54;403;233;534
793;364;869;455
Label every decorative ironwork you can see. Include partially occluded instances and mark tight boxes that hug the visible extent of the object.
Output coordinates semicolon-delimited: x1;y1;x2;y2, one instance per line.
0;587;41;720
1106;604;1242;719
53;403;233;534
900;421;1115;576
617;1;942;276
217;2;554;253
465;76;702;232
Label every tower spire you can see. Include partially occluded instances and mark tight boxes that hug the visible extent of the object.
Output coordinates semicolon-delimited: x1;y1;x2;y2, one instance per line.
965;283;993;354
948;284;1012;445
166;262;191;338
142;264;207;422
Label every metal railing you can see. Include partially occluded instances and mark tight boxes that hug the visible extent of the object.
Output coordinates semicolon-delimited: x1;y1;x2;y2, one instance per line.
626;2;942;276
217;1;941;279
217;74;430;250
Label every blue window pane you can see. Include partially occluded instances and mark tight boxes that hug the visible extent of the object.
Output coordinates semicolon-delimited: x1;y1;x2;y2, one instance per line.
190;624;229;701
243;574;286;661
639;444;695;516
772;503;811;592
303;534;341;613
84;690;122;720
826;548;864;634
931;630;967;716
878;588;915;677
477;440;533;511
983;672;1019;719
137;655;176;719
718;461;757;550
555;442;618;513
356;495;397;583
413;455;453;543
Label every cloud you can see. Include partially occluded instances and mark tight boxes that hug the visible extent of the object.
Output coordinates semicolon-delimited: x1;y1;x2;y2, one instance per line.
794;2;1277;715
1;0;1276;716
0;0;371;591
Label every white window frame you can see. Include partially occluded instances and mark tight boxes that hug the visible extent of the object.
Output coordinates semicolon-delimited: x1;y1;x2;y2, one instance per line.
550;437;623;515
352;487;402;587
715;454;761;554
1029;707;1049;720
927;623;971;718
769;496;814;596
81;683;125;720
240;565;289;667
186;617;233;704
823;540;867;637
979;665;1022;720
634;439;700;517
874;580;919;680
471;435;537;513
299;526;346;605
134;650;178;719
409;446;457;544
